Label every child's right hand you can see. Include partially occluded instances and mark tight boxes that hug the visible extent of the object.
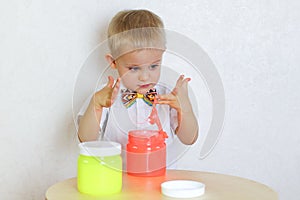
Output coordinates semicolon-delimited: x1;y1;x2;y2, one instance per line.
92;76;121;109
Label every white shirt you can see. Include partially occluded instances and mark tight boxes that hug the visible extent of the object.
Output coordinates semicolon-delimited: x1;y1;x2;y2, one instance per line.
77;83;188;169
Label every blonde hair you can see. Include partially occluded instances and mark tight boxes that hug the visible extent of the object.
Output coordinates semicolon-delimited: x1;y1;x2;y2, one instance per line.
107;9;166;58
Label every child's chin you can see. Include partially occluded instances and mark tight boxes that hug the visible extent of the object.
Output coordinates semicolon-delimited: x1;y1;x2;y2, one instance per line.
136;88;150;94
136;83;156;94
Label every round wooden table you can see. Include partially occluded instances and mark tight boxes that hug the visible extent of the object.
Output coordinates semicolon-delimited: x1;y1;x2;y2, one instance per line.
45;170;277;200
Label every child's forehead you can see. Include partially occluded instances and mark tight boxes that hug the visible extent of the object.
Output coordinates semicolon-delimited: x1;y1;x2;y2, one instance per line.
117;49;164;65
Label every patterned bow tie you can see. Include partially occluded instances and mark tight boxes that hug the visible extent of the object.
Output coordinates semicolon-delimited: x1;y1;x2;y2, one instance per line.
121;88;157;108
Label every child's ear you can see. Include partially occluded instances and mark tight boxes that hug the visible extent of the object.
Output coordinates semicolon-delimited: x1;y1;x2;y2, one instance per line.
105;54;117;69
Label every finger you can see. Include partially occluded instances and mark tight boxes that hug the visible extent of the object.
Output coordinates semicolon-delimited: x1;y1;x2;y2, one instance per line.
156;100;173;105
171;87;178;95
172;75;185;93
181;77;191;88
111;89;118;102
157;94;177;103
175;74;185;87
113;77;121;89
111;85;120;101
183;77;191;84
106;76;115;88
184;77;191;82
158;94;176;100
110;78;121;102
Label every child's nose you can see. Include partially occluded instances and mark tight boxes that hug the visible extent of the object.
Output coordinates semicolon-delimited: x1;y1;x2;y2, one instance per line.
138;70;150;81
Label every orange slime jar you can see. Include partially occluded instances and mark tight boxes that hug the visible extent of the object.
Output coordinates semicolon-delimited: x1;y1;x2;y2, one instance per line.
126;130;166;176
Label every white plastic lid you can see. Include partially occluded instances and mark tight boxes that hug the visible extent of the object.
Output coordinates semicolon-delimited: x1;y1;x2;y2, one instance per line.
161;180;205;198
79;141;121;157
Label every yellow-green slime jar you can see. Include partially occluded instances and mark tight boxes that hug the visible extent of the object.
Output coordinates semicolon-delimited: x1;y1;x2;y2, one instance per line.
77;141;122;196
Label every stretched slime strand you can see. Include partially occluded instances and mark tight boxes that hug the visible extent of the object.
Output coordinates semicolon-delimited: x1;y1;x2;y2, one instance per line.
148;97;168;138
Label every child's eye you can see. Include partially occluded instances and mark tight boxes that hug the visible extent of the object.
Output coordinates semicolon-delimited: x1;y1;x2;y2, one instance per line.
128;66;140;71
149;64;159;70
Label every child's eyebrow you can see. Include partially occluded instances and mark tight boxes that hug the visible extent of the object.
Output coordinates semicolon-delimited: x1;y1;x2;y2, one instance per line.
125;59;162;67
125;63;140;67
152;59;162;64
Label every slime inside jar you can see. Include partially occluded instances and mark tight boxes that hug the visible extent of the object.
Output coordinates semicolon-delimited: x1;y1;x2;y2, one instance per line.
126;130;166;176
77;141;122;196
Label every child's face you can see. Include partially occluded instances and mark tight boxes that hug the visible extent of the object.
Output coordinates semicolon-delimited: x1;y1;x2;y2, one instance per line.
113;49;164;94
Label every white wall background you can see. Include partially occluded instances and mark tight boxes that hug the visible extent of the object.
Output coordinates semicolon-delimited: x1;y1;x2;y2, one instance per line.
1;0;299;199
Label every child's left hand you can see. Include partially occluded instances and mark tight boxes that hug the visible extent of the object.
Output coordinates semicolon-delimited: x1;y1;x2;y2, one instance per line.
156;75;192;112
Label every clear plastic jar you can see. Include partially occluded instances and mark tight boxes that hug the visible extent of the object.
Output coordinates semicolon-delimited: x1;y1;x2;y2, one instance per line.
77;141;122;196
126;130;166;176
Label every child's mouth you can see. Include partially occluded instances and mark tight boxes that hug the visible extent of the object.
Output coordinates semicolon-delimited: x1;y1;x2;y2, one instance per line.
139;84;152;89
